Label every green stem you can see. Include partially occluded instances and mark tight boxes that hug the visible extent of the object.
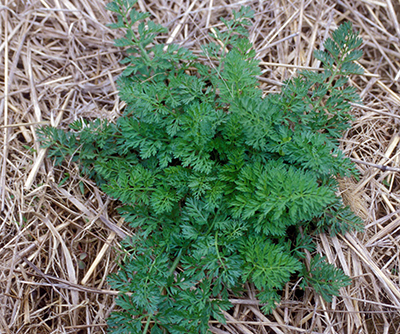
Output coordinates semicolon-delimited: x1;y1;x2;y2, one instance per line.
314;67;339;111
142;315;152;334
314;50;348;111
169;249;183;275
140;250;183;334
215;232;227;270
139;43;151;63
141;245;168;333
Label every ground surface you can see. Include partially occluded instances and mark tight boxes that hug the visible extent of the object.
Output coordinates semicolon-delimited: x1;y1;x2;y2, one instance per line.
1;0;400;333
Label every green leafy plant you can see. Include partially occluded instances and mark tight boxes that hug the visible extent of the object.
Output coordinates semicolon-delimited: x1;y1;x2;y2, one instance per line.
38;1;364;333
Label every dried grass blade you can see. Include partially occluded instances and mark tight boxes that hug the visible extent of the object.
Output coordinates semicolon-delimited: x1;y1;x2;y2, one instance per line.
33;212;79;325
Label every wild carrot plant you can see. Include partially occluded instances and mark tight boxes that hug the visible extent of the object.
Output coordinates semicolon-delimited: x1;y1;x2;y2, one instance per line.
39;1;364;332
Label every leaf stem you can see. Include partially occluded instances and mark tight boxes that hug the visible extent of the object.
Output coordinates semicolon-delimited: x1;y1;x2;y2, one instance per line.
215;232;227;270
142;314;152;334
169;249;183;275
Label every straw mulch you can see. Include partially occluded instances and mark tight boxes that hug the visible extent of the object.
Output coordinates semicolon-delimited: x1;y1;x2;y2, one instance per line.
1;0;400;333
